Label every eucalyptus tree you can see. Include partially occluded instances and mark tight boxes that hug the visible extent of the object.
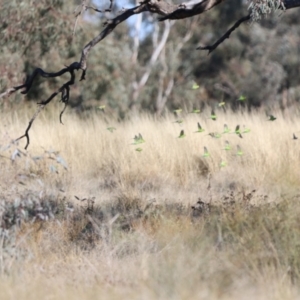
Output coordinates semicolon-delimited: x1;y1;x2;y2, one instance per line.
1;0;299;148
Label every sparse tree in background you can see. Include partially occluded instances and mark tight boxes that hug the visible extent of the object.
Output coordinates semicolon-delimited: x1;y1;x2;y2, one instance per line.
0;0;300;148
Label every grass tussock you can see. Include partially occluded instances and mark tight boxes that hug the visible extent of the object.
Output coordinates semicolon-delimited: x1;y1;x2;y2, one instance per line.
1;106;300;299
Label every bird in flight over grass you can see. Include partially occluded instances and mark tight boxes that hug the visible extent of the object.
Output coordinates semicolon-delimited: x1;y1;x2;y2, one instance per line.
173;119;184;125
209;109;217;121
107;127;116;133
190;109;201;114
173;108;182;116
133;133;145;145
223;140;231;151
203;147;210;158
223;124;230;134
237;95;246;102
267;115;277;121
192;83;200;90
236;145;243;156
293;133;298;140
178;130;186;138
234;125;243;138
195;122;205;133
220;160;227;167
208;132;222;139
243;125;251;134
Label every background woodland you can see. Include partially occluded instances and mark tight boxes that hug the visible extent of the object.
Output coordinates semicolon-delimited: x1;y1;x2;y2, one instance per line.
1;0;300;116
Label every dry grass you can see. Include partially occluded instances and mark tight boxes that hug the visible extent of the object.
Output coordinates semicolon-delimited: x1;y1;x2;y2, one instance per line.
1;105;300;299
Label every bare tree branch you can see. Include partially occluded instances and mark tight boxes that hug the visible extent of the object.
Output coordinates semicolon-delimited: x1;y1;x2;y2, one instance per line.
79;3;148;80
12;65;77;149
197;0;300;54
158;0;225;21
1;0;299;149
282;0;300;9
14;105;45;150
197;15;251;54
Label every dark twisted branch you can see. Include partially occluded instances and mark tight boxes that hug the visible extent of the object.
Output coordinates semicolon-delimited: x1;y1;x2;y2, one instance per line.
14;105;45;150
197;0;300;54
14;66;77;149
158;0;225;20
78;3;148;79
1;0;299;149
197;15;251;54
16;62;80;95
282;0;300;8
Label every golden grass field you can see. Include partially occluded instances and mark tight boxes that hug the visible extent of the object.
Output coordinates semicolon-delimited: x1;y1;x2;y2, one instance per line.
1;104;300;299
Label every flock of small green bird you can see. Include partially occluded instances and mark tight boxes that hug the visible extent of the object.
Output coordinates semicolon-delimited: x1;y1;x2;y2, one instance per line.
175;111;247;166
172;106;287;167
98;90;298;168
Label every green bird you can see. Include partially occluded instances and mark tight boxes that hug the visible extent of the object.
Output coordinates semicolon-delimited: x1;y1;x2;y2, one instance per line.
243;125;251;133
209;109;217;121
223;124;231;134
223;140;231;151
190;109;201;114
178;130;186;138
135;148;143;152
133;133;145;145
237;95;246;102
234;125;243;138
192;83;200;90
173;108;182;115
208;132;222;139
195;122;205;133
237;145;243;156
268;115;277;121
203;147;210;158
173;119;184;125
220;160;227;168
107;127;116;133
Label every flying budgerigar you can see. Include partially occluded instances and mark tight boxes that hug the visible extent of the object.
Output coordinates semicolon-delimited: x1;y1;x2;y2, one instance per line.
173;108;182;115
195;122;205;133
192;83;200;90
173;119;184;124
223;140;231;151
133;133;145;145
178;130;186;138
223;124;230;134
243;125;251;134
236;145;243;156
203;146;210;158
107;127;116;133
208;132;222;139
209;109;217;121
268;114;277;121
234;125;243;138
237;95;246;102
